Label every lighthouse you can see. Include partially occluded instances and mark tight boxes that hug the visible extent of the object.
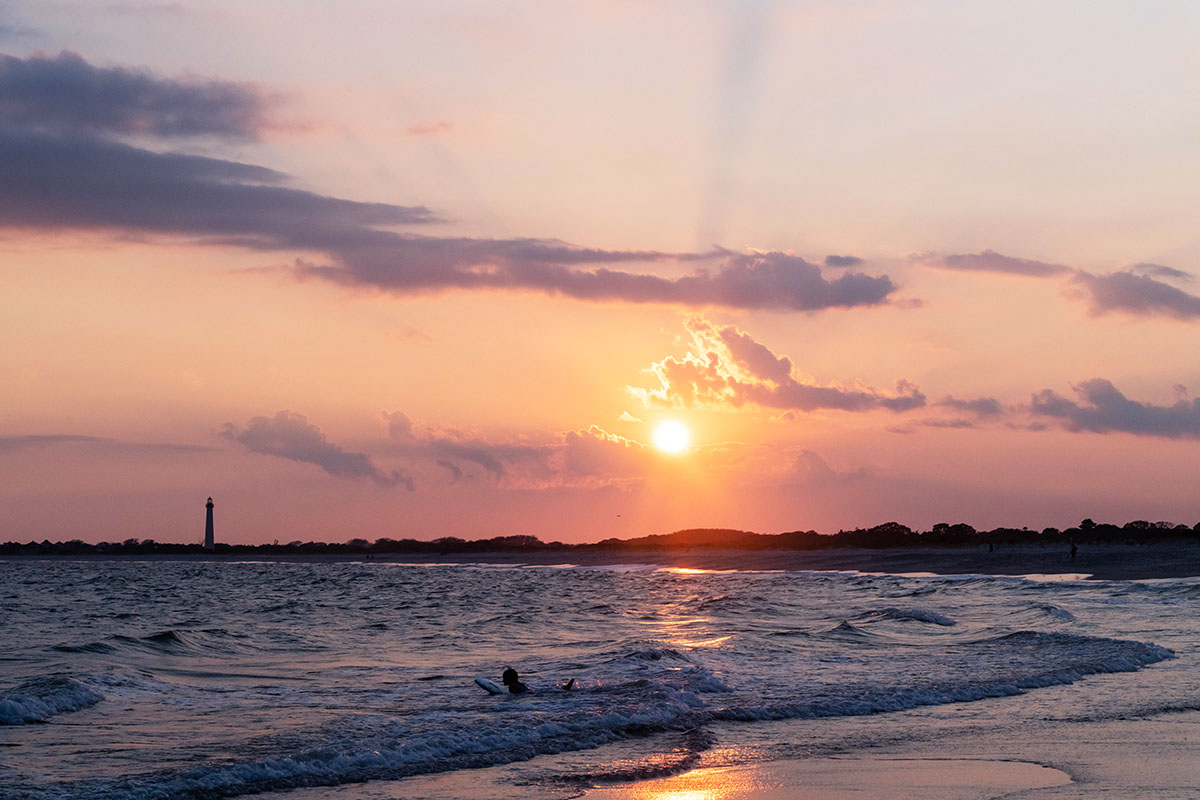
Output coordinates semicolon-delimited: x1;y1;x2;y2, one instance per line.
204;497;215;550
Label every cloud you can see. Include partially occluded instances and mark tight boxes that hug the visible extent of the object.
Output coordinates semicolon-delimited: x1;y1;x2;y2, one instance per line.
0;433;216;453
1;52;900;314
299;247;897;311
794;449;867;484
915;249;1071;278
0;434;102;450
0;128;437;239
917;248;1200;322
379;412;666;489
937;395;1003;417
1030;379;1200;439
1069;270;1200;320
0;128;896;310
221;411;413;488
0;51;273;139
384;411;552;483
1129;262;1192;282
436;459;464;483
824;254;862;268
562;426;650;479
631;318;925;414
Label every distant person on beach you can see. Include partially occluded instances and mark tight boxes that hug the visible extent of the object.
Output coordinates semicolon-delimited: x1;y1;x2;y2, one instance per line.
1070;541;1077;562
501;667;529;694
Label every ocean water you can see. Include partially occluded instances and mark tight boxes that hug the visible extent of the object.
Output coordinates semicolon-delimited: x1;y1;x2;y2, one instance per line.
1;558;1197;799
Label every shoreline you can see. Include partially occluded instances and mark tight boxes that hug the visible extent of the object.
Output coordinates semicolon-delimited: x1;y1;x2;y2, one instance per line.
6;542;1200;580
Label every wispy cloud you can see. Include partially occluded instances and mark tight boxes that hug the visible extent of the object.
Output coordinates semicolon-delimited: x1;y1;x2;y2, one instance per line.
384;412;657;488
0;433;215;453
221;411;413;488
1031;379;1200;439
631;318;925;413
916;248;1200;321
913;249;1071;277
1129;262;1192;282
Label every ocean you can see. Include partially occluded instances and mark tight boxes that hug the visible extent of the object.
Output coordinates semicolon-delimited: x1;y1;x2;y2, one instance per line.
1;558;1197;799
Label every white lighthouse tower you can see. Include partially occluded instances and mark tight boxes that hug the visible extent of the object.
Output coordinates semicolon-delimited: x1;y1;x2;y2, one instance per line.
204;497;215;550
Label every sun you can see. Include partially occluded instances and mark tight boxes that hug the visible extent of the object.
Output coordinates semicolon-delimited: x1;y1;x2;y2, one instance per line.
652;419;691;454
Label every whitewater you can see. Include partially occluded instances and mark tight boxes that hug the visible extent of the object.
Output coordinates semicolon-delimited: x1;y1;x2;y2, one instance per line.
1;558;1196;799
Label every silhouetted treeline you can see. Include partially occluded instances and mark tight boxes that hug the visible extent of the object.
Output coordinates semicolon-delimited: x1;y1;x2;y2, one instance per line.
3;519;1199;556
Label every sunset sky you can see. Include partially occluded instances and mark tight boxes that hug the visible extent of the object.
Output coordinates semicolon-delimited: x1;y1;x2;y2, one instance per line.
3;1;1199;545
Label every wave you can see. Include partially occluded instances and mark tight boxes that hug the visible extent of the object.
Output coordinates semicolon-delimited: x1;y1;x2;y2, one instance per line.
855;607;957;626
0;675;102;725
50;629;254;658
619;647;690;663
6;629;1173;798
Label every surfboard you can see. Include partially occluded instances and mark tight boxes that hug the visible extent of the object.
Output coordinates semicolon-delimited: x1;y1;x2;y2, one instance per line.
475;676;505;695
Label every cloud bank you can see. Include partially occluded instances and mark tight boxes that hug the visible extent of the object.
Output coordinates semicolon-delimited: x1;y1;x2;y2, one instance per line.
0;50;899;313
631;318;926;413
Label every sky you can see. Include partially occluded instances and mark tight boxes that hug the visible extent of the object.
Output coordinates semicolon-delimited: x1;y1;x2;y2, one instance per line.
2;0;1199;545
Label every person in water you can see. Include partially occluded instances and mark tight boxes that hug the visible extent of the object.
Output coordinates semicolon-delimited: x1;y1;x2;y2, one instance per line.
501;667;529;694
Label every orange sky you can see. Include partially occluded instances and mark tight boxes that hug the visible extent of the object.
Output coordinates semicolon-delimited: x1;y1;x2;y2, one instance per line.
2;1;1199;544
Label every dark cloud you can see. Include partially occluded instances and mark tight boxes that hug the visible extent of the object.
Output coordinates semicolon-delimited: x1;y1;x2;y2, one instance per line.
919;418;978;429
436;459;464;484
1031;379;1200;439
221;411;412;488
301;247;897;311
632;318;925;413
0;51;272;139
824;254;862;268
0;128;437;240
1129;262;1192;282
1;52;900;313
937;395;1003;417
0;125;896;311
916;249;1071;278
1070;270;1200;320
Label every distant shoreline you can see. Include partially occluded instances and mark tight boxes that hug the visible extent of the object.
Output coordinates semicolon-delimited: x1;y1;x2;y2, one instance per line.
6;542;1200;581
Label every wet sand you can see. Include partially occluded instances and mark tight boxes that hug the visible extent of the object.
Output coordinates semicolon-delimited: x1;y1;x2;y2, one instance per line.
579;711;1200;800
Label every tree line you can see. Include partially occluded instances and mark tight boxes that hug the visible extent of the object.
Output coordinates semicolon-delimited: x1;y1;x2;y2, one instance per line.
2;518;1198;556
